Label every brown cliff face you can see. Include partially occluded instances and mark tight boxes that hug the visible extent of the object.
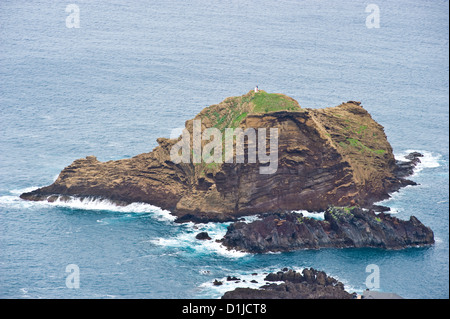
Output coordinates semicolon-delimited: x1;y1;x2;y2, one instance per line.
20;91;412;222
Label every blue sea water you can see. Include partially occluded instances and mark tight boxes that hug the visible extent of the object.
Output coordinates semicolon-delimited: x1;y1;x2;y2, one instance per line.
0;0;448;299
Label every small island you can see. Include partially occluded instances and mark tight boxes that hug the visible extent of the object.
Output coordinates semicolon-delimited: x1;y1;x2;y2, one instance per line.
20;90;434;251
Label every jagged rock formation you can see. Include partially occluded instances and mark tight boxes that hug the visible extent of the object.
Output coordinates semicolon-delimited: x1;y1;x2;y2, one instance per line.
221;207;434;253
20;90;421;222
221;268;353;299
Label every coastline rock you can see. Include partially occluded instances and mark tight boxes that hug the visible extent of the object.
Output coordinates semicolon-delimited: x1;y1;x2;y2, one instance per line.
20;90;422;223
227;276;240;281
195;232;212;240
221;268;352;299
394;152;423;179
221;207;434;253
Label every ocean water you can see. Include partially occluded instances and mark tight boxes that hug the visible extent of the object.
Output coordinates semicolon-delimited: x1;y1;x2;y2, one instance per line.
0;0;448;299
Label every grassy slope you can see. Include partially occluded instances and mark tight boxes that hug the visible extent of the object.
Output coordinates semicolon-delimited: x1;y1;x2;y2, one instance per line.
197;90;301;133
192;90;301;175
191;91;390;179
251;91;300;113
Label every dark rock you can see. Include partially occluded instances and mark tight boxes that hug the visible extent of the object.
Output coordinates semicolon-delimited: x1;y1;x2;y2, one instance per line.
213;280;223;286
222;268;352;299
369;204;391;213
221;207;434;253
393;152;423;179
195;232;212;240
405;152;424;161
227;276;240;281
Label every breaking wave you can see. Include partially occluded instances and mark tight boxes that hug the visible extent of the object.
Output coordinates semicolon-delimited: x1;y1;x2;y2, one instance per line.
149;218;252;258
0;189;176;222
395;150;442;175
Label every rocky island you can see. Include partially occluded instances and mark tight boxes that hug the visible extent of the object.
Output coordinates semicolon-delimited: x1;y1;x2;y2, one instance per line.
21;90;424;226
221;268;354;299
221;207;434;253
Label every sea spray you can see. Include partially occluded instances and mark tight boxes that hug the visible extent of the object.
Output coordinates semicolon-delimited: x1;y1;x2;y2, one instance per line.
149;219;250;258
395;150;442;175
1;190;177;223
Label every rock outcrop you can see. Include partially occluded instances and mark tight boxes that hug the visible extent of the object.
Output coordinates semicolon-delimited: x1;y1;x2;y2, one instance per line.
20;90;422;222
221;207;434;253
221;268;353;299
195;232;212;240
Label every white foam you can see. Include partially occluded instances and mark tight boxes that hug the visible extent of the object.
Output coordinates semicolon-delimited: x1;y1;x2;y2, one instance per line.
291;210;325;220
0;195;45;210
1;190;250;258
72;197;176;222
374;171;426;209
239;214;263;223
43;196;176;221
0;192;177;222
199;266;360;298
385;207;400;214
150;220;249;258
395;150;442;176
9;186;42;195
198;266;284;298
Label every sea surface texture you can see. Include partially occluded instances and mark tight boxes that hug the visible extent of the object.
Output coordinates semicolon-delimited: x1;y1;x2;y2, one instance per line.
0;0;448;298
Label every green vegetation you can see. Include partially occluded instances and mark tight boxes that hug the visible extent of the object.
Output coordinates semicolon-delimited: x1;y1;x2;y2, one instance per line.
343;206;356;214
344;137;386;155
230;112;248;128
375;217;382;223
329;206;357;219
251;91;300;113
203;91;301;135
205;162;218;170
296;214;313;224
203;91;301;133
332;116;386;156
356;125;368;135
195;91;302;174
339;141;347;148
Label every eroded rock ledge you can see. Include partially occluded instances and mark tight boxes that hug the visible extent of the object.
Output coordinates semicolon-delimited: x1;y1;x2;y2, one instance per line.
221;268;353;299
221;207;434;253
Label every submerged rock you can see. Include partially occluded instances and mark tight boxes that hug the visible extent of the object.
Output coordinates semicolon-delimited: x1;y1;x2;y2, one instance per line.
222;268;353;299
221;207;434;253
